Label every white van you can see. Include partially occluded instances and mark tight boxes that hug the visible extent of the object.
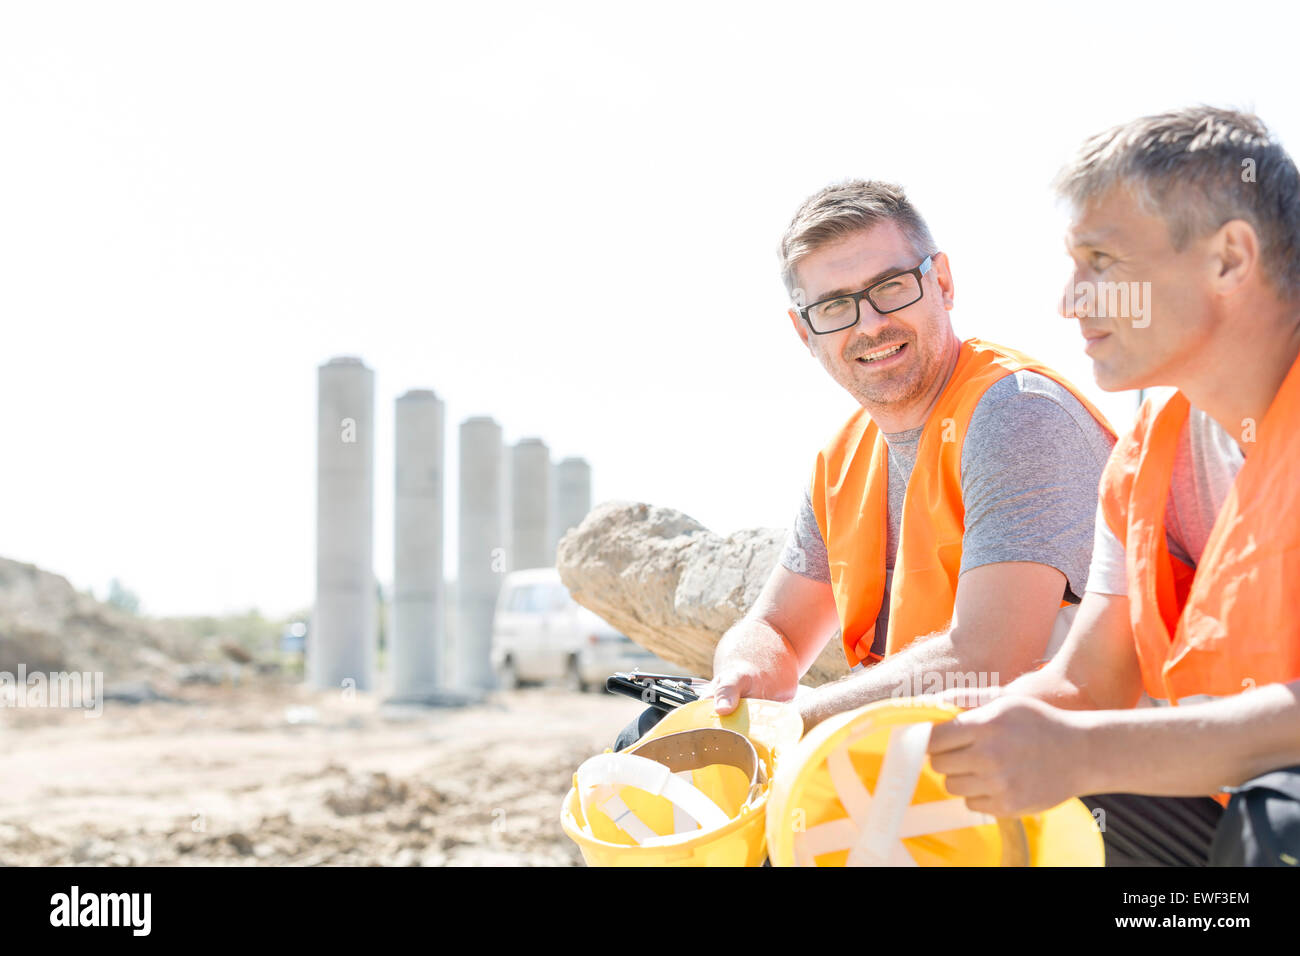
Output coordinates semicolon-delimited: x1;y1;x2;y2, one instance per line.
490;568;667;690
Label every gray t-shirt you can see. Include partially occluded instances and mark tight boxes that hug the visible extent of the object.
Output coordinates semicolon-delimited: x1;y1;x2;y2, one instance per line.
1087;401;1245;595
780;371;1116;657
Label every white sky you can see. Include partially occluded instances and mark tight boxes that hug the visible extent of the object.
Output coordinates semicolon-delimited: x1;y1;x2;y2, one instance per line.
3;0;1297;616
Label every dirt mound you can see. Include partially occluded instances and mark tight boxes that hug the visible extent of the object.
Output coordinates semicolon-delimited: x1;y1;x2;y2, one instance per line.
0;556;212;683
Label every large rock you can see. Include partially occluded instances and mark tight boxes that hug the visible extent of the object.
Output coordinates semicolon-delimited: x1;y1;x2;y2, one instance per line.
556;501;850;686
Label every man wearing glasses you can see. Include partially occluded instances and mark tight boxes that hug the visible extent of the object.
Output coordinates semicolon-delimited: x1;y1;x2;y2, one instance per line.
701;180;1117;734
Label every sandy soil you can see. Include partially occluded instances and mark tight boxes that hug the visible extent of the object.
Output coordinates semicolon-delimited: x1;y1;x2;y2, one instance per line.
0;678;642;866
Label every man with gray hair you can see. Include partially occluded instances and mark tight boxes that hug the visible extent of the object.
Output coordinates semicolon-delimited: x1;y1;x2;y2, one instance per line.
614;178;1117;755
929;106;1300;866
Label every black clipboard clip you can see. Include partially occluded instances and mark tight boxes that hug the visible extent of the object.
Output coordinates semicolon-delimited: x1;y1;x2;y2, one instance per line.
605;671;707;713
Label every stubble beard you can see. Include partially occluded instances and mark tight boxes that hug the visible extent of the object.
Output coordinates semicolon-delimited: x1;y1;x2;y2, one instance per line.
842;333;942;411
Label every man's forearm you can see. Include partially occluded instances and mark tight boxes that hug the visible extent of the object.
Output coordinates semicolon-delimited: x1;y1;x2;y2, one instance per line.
1074;682;1300;797
799;630;976;729
1002;662;1098;710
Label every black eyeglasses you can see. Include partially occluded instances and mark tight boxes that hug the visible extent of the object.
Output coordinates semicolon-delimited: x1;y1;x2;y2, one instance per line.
797;255;935;335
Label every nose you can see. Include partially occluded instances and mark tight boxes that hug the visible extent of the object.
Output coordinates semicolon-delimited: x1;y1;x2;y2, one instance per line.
851;298;894;338
1059;265;1084;320
1059;279;1076;320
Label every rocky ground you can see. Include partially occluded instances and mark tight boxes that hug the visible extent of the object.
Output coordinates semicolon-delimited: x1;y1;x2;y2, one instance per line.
0;500;799;869
0;678;639;866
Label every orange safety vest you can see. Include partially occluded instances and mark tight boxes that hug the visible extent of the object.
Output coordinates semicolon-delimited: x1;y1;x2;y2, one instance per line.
811;338;1114;666
1098;353;1300;709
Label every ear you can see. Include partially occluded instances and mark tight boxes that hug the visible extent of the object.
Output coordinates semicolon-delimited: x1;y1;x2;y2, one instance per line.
788;308;813;352
932;252;956;310
1209;219;1260;297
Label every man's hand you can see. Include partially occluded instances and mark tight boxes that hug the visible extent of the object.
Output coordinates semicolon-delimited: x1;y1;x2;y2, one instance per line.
709;563;839;715
705;661;797;715
927;695;1089;817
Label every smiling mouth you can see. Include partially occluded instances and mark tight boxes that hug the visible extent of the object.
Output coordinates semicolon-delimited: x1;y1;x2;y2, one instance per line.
856;342;907;364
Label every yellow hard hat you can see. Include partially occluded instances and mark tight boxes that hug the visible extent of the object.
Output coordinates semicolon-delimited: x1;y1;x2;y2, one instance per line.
765;698;1105;866
560;698;803;866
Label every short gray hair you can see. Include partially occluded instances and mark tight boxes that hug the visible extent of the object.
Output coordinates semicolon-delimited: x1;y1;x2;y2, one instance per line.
778;180;939;303
1054;106;1300;300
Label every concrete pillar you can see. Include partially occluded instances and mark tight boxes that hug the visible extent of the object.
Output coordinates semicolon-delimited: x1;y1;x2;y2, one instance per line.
551;456;592;556
457;416;507;690
312;356;376;692
392;389;445;696
511;438;552;569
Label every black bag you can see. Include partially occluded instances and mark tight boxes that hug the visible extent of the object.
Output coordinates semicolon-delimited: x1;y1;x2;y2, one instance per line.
1210;766;1300;866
